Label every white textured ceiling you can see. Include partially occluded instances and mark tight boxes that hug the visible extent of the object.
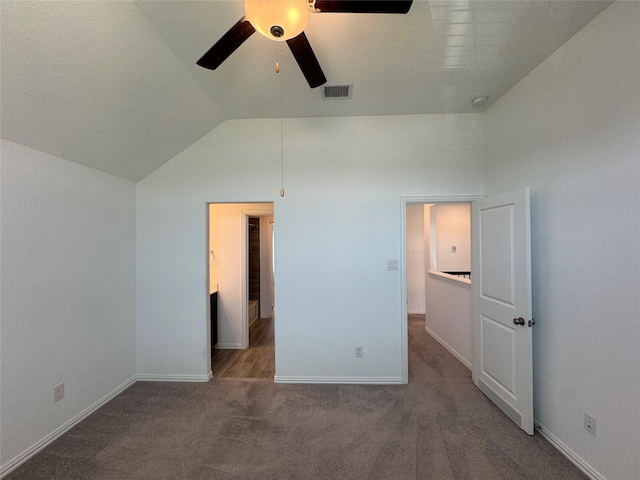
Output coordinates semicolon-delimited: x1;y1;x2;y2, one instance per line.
1;0;611;182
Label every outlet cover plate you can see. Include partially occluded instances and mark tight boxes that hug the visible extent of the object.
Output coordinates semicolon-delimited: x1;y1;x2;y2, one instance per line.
54;383;64;402
584;413;596;436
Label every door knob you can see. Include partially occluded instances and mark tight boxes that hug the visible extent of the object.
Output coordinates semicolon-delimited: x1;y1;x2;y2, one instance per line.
513;317;525;326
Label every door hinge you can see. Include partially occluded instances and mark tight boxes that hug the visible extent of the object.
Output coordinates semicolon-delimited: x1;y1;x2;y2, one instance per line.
528;319;535;327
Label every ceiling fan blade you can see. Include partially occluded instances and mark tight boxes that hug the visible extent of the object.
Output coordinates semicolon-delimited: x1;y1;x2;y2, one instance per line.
286;32;327;89
197;18;255;70
314;0;413;14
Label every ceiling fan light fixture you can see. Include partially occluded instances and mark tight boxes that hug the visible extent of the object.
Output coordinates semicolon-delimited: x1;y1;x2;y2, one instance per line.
245;0;310;41
197;0;413;88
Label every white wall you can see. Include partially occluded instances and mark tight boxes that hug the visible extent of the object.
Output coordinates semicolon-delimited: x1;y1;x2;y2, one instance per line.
209;203;273;348
406;205;425;314
484;3;640;479
423;206;472;367
137;114;484;382
0;140;137;471
430;203;471;272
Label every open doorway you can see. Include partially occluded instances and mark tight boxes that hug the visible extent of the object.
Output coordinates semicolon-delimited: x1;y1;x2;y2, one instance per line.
403;192;535;434
208;203;275;378
401;196;479;383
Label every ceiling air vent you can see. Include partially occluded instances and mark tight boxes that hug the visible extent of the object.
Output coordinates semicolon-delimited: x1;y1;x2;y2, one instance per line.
322;84;352;100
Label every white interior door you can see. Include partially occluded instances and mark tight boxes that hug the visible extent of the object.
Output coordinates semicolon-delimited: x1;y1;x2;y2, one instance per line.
472;188;533;434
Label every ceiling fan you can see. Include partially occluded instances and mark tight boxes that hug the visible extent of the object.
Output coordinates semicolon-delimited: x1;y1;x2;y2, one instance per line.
197;0;413;88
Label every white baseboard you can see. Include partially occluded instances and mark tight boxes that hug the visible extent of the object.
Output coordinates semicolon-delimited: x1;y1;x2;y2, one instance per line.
424;326;472;370
0;375;137;478
274;376;404;384
534;423;606;480
136;373;211;383
214;342;242;349
1;372;608;480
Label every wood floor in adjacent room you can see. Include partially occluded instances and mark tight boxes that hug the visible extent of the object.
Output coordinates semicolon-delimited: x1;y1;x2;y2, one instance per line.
212;316;274;379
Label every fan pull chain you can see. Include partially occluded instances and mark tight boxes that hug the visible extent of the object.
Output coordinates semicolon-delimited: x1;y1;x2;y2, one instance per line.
277;46;285;197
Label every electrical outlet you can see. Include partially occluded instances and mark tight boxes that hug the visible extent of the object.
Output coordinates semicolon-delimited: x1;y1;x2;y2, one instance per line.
584;413;596;436
54;383;64;402
355;346;363;358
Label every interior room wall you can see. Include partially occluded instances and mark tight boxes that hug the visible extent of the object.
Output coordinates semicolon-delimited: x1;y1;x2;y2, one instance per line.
406;205;426;314
1;140;137;471
484;3;640;479
430;203;471;272
423;206;472;367
136;114;484;382
209;203;273;348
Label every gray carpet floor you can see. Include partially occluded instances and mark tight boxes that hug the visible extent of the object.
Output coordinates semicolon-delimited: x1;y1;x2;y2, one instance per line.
5;316;586;479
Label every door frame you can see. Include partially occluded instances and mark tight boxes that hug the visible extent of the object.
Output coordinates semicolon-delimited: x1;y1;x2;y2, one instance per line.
259;217;275;319
241;207;275;348
400;195;481;384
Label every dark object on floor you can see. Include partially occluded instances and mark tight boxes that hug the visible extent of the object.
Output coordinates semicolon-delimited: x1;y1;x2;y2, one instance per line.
210;291;217;347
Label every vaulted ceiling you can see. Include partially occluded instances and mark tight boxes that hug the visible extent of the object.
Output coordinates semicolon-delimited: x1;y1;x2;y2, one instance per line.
1;1;611;181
